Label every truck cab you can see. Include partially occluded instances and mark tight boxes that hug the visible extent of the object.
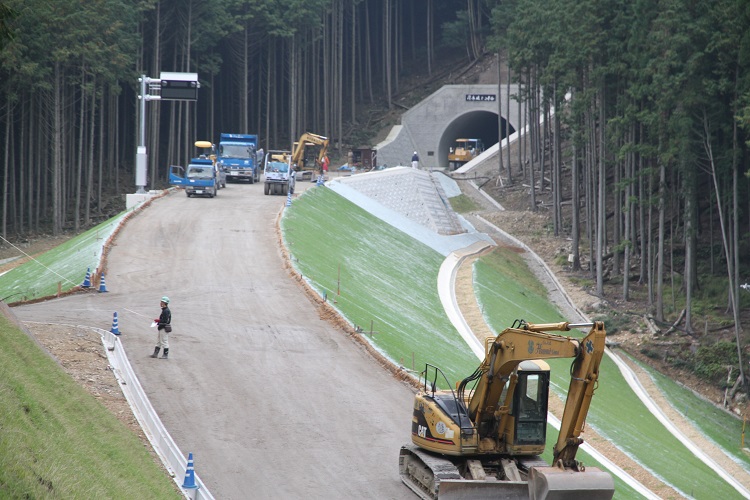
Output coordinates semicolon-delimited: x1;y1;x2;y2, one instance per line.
169;158;219;197
217;133;260;183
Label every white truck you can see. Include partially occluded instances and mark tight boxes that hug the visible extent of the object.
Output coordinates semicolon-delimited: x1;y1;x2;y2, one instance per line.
263;150;296;195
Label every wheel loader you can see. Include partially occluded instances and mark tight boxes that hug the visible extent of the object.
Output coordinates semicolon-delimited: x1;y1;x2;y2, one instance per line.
399;320;615;499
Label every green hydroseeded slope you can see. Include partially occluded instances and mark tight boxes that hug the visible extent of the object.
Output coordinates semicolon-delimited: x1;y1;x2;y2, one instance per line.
474;252;737;499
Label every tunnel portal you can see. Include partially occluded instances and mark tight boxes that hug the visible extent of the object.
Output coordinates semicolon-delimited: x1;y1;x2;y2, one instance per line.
437;111;515;169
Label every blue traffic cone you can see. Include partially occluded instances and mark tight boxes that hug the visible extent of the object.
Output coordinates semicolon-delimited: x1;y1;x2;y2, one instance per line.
81;268;92;288
98;274;108;293
182;452;198;489
285;192;292;207
110;312;120;335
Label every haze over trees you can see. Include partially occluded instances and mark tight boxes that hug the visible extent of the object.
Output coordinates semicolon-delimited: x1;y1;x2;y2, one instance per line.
0;0;749;388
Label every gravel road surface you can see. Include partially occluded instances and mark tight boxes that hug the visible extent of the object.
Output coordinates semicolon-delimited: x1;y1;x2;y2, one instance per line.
14;182;416;499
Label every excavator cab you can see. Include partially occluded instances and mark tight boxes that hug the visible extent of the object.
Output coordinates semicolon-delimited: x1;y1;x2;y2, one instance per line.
510;369;549;450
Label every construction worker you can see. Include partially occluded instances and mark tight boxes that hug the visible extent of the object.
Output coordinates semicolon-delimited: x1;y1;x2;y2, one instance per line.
321;155;330;175
411;151;419;169
150;296;172;359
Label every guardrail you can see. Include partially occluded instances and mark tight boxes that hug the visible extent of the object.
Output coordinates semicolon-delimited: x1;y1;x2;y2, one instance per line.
100;328;214;500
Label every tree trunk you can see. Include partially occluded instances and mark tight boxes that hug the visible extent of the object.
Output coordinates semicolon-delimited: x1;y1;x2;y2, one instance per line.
656;156;666;322
571;121;581;271
53;62;63;236
2;102;9;239
85;80;96;225
596;85;605;297
384;0;392;109
497;52;504;180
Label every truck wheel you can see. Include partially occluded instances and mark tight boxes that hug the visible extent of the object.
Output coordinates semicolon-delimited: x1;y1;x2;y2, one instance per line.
249;174;254;185
186;192;191;198
264;183;270;195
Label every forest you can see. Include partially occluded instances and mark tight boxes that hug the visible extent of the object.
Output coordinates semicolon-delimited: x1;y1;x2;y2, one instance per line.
0;1;749;389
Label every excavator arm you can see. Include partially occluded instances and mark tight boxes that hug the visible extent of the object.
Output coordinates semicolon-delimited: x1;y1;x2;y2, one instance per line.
464;322;590;428
458;320;606;464
290;132;329;170
552;321;606;468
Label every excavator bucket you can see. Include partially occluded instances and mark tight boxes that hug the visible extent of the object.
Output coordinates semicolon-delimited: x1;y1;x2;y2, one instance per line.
528;466;614;500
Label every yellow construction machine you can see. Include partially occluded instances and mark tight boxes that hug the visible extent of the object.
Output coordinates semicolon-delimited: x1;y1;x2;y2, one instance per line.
290;132;329;181
448;138;484;170
399;320;614;499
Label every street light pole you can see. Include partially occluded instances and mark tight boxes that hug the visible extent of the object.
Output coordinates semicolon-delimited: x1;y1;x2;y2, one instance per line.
136;75;162;194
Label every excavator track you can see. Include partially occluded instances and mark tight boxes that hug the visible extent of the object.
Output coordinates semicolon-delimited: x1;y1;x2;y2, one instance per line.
399;445;531;499
399;444;461;499
399;444;613;499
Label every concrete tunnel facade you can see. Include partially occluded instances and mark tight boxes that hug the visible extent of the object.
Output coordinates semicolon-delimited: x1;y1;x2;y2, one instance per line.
374;84;519;170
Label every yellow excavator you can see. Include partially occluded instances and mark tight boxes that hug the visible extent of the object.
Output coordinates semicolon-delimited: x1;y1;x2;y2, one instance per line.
290;132;329;181
399;320;614;499
447;138;484;170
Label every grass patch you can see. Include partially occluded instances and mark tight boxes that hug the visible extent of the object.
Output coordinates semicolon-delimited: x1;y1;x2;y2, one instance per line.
473;262;740;499
448;194;480;214
0;212;129;303
0;314;178;498
629;354;750;471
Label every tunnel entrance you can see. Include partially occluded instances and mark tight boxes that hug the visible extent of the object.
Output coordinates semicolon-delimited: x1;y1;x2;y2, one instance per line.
437;111;515;169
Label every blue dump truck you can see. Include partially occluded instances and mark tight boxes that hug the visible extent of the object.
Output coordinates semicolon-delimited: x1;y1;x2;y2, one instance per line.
169;158;219;198
216;133;260;183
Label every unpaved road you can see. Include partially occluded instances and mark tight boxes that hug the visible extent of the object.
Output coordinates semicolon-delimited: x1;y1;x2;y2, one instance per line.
13;182;416;499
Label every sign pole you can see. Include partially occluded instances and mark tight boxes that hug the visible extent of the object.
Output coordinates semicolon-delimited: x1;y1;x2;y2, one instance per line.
136;75;148;194
132;72;198;201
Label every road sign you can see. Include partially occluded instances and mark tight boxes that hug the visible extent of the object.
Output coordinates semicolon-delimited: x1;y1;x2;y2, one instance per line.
159;72;199;100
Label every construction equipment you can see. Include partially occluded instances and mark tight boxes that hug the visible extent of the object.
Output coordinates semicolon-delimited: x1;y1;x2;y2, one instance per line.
168;158;218;198
217;133;260;183
290;132;329;181
399;320;614;499
448;138;484;170
195;140;226;189
263;150;295;195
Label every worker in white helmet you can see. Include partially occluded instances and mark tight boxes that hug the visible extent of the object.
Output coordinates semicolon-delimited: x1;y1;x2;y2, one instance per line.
150;296;172;359
411;151;419;169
